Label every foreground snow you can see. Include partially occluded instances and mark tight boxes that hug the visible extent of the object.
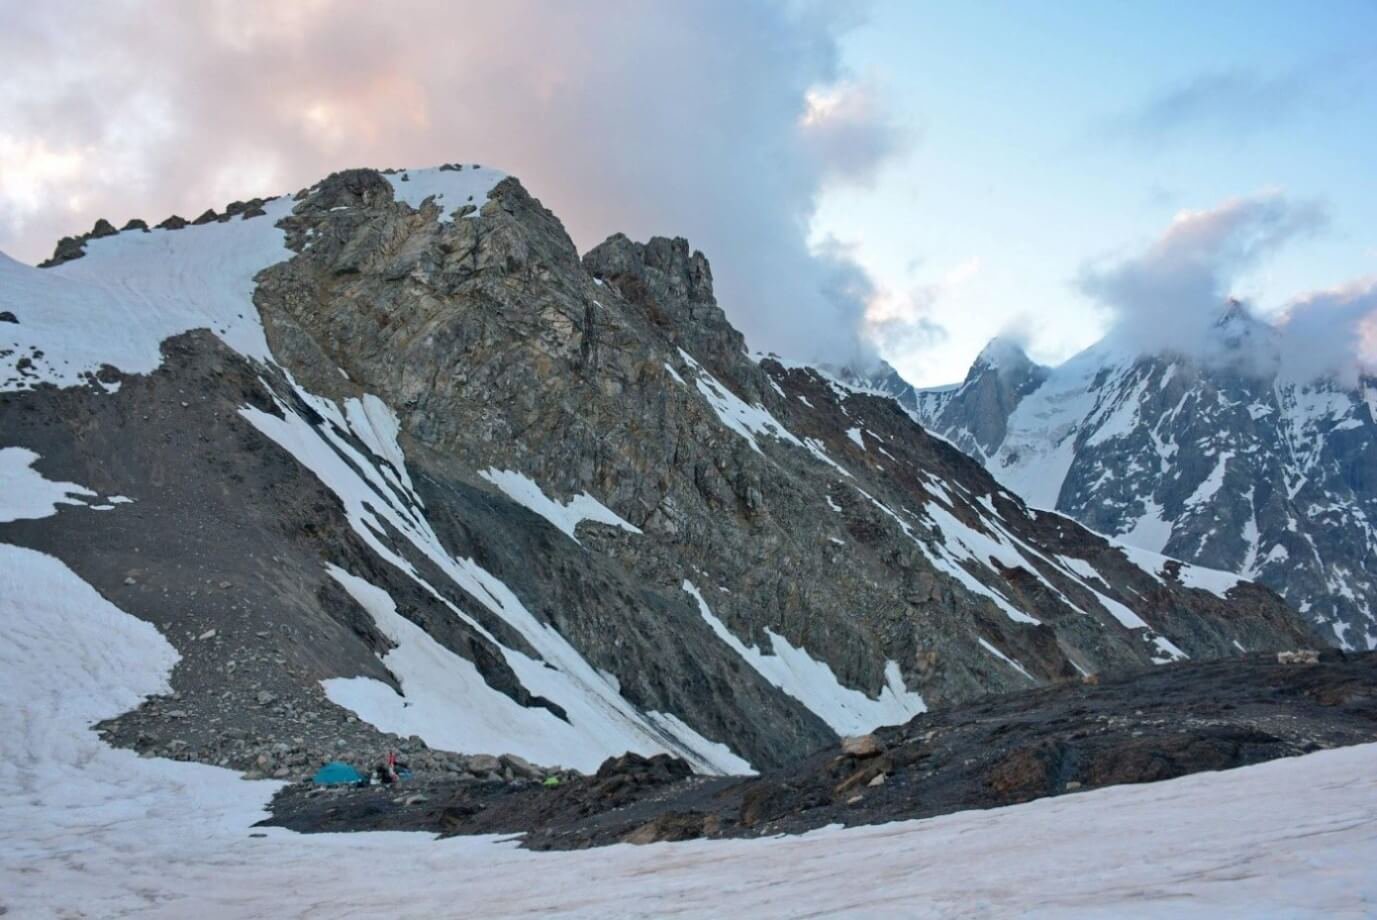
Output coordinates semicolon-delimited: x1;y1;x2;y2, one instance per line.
3;541;1375;918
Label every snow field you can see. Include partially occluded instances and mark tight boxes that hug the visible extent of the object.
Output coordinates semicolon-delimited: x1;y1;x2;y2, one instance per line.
3;546;1374;918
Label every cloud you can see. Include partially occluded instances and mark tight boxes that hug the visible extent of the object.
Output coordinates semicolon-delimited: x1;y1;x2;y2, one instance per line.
0;0;901;365
1078;192;1377;384
1105;48;1377;147
1107;68;1314;144
1078;192;1326;361
1276;277;1377;386
857;254;976;369
799;80;908;187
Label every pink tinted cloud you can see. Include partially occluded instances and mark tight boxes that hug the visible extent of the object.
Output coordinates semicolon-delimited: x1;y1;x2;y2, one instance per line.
0;0;902;364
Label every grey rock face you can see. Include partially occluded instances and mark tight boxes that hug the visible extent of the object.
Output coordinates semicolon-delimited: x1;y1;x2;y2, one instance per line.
2;165;1312;783
252;169;1304;688
909;318;1377;649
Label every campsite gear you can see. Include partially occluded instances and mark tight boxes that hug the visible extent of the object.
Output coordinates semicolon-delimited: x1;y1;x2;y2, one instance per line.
312;761;364;787
542;776;561;788
377;751;410;784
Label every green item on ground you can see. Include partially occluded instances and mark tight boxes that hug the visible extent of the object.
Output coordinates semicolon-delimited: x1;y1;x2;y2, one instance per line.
312;761;364;786
542;776;560;788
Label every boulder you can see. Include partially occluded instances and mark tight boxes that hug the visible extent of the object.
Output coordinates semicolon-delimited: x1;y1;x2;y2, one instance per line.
500;753;543;780
40;236;87;267
840;734;884;758
465;754;502;774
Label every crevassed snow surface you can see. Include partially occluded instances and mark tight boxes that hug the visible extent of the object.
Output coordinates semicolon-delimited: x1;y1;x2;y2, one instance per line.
5;545;1376;918
987;345;1116;509
479;468;642;543
684;581;926;735
384;165;506;220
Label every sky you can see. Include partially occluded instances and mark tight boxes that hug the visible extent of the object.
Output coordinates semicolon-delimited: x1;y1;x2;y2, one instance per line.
822;0;1377;383
1;0;1374;386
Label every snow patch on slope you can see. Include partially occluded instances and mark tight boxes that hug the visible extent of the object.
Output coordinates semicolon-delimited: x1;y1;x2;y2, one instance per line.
0;448;100;521
322;567;743;772
344;394;415;493
480;469;642;543
684;581;926;735
242;384;744;774
1;198;294;392
1118;497;1174;553
977;637;1033;680
1185;450;1234;508
384;166;506;221
0;542;285;908
680;349;802;455
857;487;1041;626
1115;541;1243;599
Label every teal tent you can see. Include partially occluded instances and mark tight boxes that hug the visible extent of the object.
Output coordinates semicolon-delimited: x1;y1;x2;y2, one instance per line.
312;761;364;786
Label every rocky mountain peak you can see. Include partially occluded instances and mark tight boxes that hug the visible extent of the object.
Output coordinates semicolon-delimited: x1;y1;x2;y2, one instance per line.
582;231;742;370
968;335;1040;379
915;336;1052;458
0;160;1313;787
584;233;715;306
308;167;398;210
1196;298;1282;377
913;317;1376;648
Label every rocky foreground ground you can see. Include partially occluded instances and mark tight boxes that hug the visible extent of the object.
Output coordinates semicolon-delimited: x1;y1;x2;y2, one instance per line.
265;649;1377;849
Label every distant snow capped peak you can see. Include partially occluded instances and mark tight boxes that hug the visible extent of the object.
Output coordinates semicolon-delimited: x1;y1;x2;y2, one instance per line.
970;335;1039;375
913;318;1377;650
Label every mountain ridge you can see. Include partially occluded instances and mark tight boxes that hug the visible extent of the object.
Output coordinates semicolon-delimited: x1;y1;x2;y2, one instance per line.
902;317;1376;648
0;163;1311;783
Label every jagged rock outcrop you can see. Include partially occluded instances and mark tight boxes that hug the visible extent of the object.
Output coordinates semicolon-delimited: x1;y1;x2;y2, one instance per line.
0;165;1312;783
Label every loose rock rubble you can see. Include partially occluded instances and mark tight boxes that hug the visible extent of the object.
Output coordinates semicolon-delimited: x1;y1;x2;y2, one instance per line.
266;650;1377;849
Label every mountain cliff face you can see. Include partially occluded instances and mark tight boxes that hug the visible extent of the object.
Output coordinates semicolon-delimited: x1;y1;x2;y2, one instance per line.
908;313;1377;650
0;165;1309;779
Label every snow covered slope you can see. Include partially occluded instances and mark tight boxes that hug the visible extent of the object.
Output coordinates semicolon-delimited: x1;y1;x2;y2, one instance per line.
2;552;1373;917
908;309;1377;649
